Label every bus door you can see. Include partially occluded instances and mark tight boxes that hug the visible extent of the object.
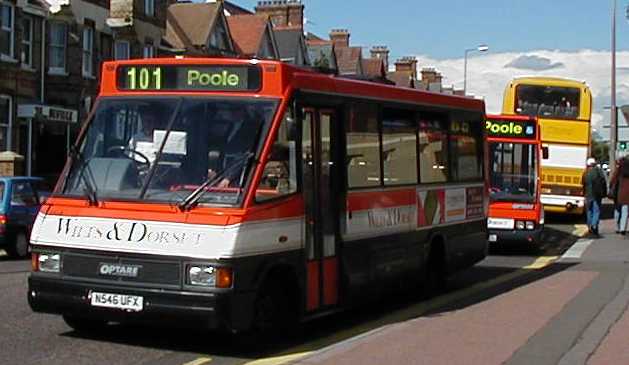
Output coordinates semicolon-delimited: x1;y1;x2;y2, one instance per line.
301;108;340;312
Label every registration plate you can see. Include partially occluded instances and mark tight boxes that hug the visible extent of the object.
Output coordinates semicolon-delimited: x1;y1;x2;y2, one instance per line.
90;292;143;312
487;217;515;230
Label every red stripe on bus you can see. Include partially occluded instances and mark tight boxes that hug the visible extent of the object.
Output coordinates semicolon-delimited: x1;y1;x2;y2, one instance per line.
307;261;320;312
347;189;416;211
322;257;339;306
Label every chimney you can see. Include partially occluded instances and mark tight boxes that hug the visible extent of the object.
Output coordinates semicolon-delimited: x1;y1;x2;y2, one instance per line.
330;29;350;48
395;56;418;79
421;68;443;92
421;67;443;85
255;0;304;29
370;46;390;71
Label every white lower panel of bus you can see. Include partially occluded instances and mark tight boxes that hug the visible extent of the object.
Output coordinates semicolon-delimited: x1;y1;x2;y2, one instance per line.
30;213;304;259
543;145;588;169
541;194;585;208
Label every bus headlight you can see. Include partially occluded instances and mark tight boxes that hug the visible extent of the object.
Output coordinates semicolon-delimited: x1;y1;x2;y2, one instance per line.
526;221;535;230
188;265;216;287
187;265;233;288
516;221;526;230
38;253;61;273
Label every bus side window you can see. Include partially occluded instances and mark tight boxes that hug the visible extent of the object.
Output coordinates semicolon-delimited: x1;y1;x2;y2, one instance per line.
256;107;298;202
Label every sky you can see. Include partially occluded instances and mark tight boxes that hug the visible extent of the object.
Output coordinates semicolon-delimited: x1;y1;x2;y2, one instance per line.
205;1;629;137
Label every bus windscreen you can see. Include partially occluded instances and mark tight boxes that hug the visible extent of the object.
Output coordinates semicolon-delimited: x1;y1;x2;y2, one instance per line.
515;85;580;118
489;142;537;203
62;97;277;205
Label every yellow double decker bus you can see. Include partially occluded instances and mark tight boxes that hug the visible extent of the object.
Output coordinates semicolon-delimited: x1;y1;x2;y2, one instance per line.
502;77;592;215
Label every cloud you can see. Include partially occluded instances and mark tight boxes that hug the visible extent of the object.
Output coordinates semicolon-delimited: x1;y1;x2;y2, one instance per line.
504;55;564;71
413;49;629;139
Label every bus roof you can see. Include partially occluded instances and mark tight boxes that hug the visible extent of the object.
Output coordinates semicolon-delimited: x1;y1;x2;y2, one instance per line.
507;76;589;90
486;114;536;121
100;57;485;113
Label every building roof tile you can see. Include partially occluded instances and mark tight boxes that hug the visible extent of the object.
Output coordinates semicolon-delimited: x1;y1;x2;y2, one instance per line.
226;14;270;56
362;58;385;78
165;3;222;49
335;46;363;75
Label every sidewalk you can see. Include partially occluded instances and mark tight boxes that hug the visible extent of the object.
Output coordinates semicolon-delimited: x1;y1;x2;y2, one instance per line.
287;218;629;365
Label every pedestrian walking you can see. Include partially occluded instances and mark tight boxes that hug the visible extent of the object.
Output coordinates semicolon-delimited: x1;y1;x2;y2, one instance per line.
582;157;607;237
609;156;629;235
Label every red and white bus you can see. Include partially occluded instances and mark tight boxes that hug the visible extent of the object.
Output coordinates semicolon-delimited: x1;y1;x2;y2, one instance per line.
28;58;488;333
486;115;543;245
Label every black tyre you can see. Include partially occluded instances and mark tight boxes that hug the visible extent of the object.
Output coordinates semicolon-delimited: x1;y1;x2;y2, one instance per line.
423;245;447;298
62;315;108;333
6;232;29;259
252;283;297;338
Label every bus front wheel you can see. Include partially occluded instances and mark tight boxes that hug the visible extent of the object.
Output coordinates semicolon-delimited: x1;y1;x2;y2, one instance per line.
252;281;296;337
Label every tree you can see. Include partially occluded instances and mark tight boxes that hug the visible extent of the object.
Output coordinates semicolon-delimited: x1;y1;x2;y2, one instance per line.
592;135;610;163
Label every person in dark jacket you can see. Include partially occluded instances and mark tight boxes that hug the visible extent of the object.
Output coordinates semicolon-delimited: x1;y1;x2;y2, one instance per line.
582;157;607;237
610;157;629;235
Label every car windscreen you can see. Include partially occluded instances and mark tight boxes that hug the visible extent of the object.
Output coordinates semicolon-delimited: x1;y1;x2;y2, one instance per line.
61;97;278;206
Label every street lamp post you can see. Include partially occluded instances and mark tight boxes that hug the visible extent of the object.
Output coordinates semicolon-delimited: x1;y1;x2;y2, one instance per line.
463;44;489;95
611;0;618;173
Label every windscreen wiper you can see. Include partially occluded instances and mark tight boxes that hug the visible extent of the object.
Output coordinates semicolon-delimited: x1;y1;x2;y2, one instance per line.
178;152;254;211
68;147;98;205
139;98;184;199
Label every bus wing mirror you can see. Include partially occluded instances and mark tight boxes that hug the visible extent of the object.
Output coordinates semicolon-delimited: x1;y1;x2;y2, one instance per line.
542;147;549;159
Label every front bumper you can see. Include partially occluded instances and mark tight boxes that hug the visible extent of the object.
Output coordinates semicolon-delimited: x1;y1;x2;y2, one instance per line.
488;226;543;245
28;275;255;331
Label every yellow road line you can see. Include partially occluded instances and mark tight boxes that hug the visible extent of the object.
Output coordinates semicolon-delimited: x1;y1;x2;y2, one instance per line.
244;351;314;365
181;357;212;365
524;256;559;269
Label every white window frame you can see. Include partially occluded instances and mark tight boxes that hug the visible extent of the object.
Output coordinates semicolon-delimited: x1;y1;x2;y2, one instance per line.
143;44;154;58
0;95;12;151
0;2;15;61
48;22;67;74
20;16;32;68
114;40;130;60
82;26;94;77
144;0;154;17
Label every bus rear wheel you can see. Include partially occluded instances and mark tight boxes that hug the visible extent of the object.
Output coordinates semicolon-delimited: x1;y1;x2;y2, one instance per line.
424;243;447;297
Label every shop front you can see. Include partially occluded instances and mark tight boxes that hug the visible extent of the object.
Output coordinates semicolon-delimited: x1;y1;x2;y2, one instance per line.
17;105;78;183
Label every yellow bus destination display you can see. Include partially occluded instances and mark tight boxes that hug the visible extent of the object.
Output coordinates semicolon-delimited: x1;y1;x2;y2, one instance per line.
485;120;536;139
117;65;261;91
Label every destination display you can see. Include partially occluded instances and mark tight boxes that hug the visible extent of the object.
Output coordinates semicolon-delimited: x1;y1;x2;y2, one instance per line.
117;65;261;91
485;119;537;139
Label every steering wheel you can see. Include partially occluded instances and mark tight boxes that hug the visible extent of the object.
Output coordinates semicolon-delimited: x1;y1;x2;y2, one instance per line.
106;145;151;169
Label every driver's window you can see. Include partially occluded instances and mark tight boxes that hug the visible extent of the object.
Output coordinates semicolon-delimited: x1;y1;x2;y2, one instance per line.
256;107;297;202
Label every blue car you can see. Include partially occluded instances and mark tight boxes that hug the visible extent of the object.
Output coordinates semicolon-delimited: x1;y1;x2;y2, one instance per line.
0;177;49;258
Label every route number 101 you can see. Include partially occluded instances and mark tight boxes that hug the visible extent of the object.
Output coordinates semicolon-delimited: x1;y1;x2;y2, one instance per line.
126;67;162;90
